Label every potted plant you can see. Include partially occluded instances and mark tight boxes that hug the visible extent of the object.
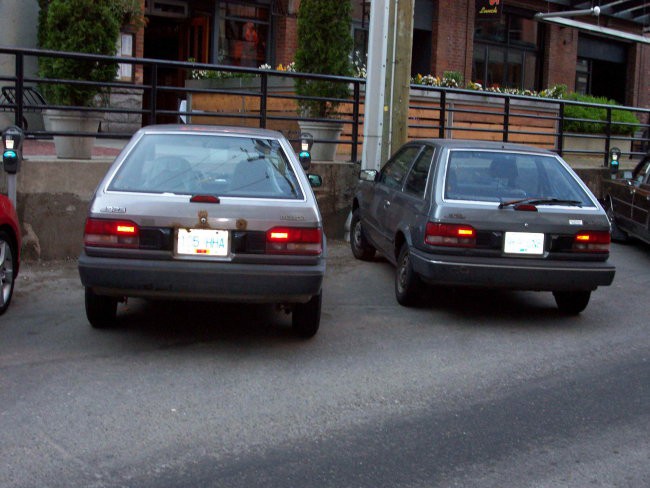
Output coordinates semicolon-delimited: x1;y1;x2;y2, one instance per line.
38;0;124;159
294;0;353;161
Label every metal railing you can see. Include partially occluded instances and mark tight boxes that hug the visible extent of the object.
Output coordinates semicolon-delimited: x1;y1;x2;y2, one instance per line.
1;45;649;165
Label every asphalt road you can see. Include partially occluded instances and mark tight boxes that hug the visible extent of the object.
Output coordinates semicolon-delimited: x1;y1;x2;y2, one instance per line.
1;240;649;488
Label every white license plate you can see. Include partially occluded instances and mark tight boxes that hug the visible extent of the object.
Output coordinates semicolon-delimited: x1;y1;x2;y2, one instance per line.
503;232;545;255
177;229;229;257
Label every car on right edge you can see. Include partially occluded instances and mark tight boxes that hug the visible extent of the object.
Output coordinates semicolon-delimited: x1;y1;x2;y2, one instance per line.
601;152;650;244
350;139;615;314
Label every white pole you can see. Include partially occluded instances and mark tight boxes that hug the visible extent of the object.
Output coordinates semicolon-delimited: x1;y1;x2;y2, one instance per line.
361;0;391;170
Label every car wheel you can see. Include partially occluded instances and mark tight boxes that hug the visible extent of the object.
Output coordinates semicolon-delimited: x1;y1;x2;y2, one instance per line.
395;244;423;307
85;287;118;328
605;196;628;242
0;231;16;315
350;209;376;261
292;290;322;338
553;290;591;315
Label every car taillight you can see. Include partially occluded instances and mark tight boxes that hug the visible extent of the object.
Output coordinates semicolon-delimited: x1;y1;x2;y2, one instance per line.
425;223;477;247
572;231;610;253
266;227;322;255
84;218;140;248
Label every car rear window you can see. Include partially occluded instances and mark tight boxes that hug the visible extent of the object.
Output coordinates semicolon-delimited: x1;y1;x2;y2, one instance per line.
108;133;304;199
444;150;594;206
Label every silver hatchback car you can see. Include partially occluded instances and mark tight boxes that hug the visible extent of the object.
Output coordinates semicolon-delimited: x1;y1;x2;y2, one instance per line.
78;125;325;337
351;139;615;313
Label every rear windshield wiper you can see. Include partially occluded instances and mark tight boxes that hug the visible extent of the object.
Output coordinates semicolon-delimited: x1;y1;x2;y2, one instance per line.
498;197;583;209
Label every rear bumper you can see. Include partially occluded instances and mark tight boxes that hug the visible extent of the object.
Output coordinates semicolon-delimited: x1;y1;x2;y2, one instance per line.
78;252;325;303
410;249;615;291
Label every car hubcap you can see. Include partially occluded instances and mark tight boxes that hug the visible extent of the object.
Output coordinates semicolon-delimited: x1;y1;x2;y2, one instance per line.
0;241;13;307
353;221;362;248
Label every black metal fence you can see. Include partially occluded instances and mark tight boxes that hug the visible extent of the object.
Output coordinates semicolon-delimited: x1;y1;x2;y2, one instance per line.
1;45;649;165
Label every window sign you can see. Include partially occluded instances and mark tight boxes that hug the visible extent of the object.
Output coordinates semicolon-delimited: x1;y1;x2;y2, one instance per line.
476;0;502;21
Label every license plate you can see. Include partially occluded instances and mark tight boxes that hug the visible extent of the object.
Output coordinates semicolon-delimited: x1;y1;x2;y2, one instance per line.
503;232;544;255
177;228;229;257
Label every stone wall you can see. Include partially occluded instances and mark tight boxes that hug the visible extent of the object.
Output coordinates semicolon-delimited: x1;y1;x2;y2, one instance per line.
102;88;143;134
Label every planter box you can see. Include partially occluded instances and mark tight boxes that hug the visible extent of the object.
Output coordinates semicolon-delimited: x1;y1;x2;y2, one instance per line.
184;81;582;161
562;134;632;157
185;77;300;140
409;89;559;148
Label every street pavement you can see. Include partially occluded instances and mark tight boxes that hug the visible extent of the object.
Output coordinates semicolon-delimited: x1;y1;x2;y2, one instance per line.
1;239;649;487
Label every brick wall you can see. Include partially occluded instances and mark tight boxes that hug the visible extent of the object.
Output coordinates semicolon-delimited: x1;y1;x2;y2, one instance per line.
627;43;650;117
275;16;298;66
431;0;474;79
543;23;578;90
638;45;650;111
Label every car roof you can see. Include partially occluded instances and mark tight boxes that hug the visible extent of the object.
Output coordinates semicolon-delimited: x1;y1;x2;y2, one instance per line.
138;124;286;140
407;138;557;155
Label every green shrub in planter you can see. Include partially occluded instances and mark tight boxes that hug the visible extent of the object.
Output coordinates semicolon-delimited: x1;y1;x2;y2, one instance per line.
38;0;121;107
294;0;353;118
563;93;638;136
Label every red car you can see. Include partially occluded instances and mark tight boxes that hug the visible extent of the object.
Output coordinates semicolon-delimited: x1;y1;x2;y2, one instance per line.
0;194;20;315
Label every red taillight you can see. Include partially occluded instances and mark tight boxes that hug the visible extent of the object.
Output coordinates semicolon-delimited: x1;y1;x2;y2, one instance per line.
425;223;477;247
84;218;140;248
190;195;220;203
266;227;322;255
572;231;610;253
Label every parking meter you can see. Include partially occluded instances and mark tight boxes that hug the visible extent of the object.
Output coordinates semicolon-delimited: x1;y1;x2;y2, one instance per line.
299;132;313;171
3;126;24;174
609;147;621;176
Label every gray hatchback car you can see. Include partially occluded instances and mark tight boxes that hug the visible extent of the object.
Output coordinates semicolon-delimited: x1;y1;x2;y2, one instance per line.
351;139;615;313
78;125;325;337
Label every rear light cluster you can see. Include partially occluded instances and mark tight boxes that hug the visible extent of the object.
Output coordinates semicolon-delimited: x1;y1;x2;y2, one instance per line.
425;223;476;247
84;219;323;255
266;227;322;255
572;231;610;253
84;218;140;248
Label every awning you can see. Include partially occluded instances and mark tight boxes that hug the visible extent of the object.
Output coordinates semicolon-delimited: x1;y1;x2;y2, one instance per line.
539;1;650;43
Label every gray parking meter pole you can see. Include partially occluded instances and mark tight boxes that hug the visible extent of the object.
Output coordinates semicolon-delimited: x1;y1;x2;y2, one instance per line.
2;126;24;207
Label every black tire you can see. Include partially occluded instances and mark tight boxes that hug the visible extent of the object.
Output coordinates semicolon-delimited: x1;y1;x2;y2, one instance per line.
350;209;376;261
395;243;423;307
0;230;17;315
605;197;628;243
292;291;322;338
553;290;591;315
85;287;118;328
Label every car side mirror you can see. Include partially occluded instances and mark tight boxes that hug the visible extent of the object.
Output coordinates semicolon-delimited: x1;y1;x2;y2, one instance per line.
359;169;378;182
308;173;322;188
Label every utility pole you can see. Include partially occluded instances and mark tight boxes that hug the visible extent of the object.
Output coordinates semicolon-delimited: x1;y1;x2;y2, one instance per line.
362;0;414;170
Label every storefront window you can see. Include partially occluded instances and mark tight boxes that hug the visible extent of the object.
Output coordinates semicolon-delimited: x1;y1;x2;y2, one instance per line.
217;1;270;67
473;12;540;91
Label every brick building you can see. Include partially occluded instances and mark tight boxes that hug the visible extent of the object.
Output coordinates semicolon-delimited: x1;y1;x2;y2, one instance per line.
1;1;648;111
134;0;650;109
